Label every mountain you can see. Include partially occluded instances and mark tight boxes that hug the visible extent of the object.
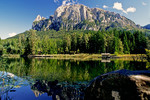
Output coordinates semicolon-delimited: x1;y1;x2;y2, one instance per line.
143;24;150;30
34;15;46;22
32;4;141;31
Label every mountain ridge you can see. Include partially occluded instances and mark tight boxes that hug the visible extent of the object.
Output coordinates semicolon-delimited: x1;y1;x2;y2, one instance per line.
32;4;141;31
143;24;150;30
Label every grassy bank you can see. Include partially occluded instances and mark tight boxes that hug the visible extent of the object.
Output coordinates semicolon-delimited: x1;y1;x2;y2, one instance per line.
1;54;147;61
111;54;147;62
28;54;147;61
1;54;20;58
28;54;102;61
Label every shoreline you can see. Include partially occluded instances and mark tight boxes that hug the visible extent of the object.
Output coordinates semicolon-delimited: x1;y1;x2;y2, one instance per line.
1;54;147;61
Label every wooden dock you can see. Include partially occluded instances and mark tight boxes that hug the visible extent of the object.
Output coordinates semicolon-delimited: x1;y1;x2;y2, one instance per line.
101;53;111;59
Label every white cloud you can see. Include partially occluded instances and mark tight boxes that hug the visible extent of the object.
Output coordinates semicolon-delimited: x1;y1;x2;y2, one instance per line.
126;7;136;13
142;2;147;6
103;5;108;9
54;0;78;6
113;2;123;10
113;2;127;14
9;32;17;37
113;2;136;14
54;0;59;3
62;0;78;6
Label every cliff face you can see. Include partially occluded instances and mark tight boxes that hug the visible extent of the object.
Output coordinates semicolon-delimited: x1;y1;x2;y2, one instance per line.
32;15;53;31
32;4;140;31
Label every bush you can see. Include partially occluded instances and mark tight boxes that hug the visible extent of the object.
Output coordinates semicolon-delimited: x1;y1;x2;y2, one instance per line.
114;52;119;56
145;49;150;61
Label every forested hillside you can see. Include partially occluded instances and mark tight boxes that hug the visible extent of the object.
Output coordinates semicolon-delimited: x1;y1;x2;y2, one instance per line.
0;29;149;56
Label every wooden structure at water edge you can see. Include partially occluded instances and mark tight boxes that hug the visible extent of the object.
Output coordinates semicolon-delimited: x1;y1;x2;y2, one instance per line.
101;53;111;59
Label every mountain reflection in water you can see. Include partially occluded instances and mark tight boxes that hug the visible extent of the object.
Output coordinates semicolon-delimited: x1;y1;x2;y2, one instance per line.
0;58;149;100
0;72;86;100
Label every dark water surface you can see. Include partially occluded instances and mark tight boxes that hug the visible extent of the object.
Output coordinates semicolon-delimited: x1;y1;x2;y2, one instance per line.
0;58;149;100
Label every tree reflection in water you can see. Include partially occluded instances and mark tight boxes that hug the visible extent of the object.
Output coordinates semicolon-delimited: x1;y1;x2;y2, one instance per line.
0;71;34;100
31;80;87;100
0;58;149;99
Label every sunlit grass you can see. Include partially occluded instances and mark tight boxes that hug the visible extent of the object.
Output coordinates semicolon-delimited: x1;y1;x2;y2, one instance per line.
1;53;148;62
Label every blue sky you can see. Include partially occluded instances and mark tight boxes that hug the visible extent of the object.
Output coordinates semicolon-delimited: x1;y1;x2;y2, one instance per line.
0;0;149;39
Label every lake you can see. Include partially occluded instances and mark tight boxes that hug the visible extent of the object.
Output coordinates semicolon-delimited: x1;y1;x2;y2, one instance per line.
0;58;149;100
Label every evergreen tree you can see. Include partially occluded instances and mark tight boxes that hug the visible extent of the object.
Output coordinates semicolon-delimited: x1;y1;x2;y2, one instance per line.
29;30;37;55
83;34;90;52
24;37;31;56
71;33;77;51
123;33;130;54
0;38;3;55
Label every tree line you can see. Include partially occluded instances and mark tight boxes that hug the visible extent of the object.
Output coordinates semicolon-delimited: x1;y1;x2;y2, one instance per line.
0;29;149;55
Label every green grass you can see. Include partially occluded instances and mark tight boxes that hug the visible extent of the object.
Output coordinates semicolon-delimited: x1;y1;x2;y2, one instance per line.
1;54;20;58
1;54;148;61
28;54;147;61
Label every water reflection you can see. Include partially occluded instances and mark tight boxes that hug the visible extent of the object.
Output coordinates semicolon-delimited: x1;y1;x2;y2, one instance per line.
0;58;149;100
0;71;35;100
0;73;86;100
31;80;86;100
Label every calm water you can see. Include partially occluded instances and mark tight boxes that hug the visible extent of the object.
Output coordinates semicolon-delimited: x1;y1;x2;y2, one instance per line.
0;58;149;100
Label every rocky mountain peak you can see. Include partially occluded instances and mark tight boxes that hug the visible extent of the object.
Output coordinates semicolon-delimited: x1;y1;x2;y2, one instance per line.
32;4;141;31
54;4;92;21
34;15;46;22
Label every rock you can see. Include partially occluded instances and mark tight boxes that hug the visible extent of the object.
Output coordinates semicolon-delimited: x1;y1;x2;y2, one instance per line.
34;15;46;22
32;4;141;31
32;15;52;31
84;69;150;100
34;15;42;22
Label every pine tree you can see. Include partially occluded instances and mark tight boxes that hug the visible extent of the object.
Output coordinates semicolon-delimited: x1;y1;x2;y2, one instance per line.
23;37;31;56
29;30;37;55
